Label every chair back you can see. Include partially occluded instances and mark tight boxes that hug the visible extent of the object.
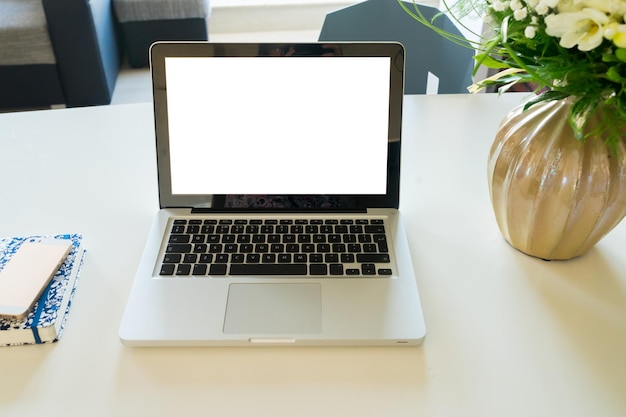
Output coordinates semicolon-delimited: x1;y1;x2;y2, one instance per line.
319;0;474;94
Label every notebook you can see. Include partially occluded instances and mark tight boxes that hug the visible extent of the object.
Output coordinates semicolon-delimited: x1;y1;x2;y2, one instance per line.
118;42;426;346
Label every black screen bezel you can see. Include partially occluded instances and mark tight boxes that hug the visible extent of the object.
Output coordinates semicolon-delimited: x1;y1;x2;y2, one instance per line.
150;42;404;212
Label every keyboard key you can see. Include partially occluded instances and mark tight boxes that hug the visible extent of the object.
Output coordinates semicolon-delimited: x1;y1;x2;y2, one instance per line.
192;234;205;243
363;244;378;253
343;235;357;243
171;225;186;234
255;244;269;253
192;264;208;275
358;234;372;243
262;254;276;263
163;254;181;263
209;264;227;275
215;254;229;263
348;244;361;252
278;254;292;263
341;253;355;263
325;254;339;263
201;225;215;233
317;244;331;253
160;264;175;275
176;264;192;275
231;254;245;263
332;243;346;253
230;264;307;275
356;254;391;263
361;264;376;275
246;254;261;263
310;264;328;275
166;244;192;253
330;264;344;275
169;234;190;243
193;244;208;253
199;254;213;263
310;254;323;263
183;254;197;263
365;225;386;233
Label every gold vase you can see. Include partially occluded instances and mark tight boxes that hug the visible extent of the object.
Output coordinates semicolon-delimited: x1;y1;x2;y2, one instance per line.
488;96;626;260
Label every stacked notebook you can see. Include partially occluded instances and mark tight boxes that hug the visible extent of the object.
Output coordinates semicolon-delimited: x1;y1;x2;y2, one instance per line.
0;234;85;346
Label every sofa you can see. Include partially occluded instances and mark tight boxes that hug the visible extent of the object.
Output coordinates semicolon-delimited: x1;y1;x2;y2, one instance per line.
113;0;210;68
0;0;120;111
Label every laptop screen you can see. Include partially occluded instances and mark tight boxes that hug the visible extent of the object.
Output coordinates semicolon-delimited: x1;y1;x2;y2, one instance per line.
150;43;404;211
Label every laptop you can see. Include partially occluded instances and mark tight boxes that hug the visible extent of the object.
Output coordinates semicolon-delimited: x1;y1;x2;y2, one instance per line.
119;42;426;346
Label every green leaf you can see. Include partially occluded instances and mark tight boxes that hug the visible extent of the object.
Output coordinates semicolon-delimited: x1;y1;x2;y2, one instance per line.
523;90;569;111
607;66;626;83
474;53;510;69
603;53;620;63
616;48;626;62
568;97;598;140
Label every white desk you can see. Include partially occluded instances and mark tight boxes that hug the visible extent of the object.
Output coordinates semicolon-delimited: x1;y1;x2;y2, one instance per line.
1;94;625;417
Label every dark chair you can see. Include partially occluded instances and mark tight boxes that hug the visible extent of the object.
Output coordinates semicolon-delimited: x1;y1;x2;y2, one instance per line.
0;0;121;111
319;0;474;94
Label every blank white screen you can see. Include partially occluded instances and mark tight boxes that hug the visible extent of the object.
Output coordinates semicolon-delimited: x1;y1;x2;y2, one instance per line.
165;56;390;195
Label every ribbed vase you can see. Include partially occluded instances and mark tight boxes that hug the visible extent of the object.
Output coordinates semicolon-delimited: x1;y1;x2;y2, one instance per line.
488;97;626;260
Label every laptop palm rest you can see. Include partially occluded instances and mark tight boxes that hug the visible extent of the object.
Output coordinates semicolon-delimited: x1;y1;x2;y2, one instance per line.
223;283;322;334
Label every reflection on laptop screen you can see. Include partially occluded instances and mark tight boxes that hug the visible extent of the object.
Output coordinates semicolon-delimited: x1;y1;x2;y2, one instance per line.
164;56;391;196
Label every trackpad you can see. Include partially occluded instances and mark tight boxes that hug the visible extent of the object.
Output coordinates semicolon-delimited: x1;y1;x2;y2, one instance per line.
223;283;322;334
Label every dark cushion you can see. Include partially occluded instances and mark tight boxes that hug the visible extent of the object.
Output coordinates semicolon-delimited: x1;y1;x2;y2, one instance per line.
0;0;56;66
113;0;210;22
0;65;65;109
120;18;207;67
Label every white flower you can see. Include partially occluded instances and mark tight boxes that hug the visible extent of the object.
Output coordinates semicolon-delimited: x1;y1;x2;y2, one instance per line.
534;0;560;14
545;7;610;51
605;22;626;47
492;0;511;12
525;25;538;37
534;1;551;15
515;8;529;19
574;0;626;17
510;0;524;10
509;0;528;19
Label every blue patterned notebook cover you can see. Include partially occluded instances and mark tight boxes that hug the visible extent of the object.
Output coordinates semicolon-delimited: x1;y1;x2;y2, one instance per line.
0;234;84;346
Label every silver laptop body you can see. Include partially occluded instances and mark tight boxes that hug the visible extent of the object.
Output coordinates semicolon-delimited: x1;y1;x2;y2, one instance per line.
119;42;426;346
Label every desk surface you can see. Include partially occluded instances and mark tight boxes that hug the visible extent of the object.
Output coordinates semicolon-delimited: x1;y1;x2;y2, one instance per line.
1;94;625;417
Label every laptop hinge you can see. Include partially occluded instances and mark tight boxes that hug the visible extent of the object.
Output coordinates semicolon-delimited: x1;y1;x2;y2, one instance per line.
190;208;368;214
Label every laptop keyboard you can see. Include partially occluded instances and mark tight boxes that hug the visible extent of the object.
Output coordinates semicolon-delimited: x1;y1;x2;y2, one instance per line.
158;218;394;277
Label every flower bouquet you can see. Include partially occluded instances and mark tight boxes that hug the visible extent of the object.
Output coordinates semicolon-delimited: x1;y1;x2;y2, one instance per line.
399;0;626;150
401;0;626;260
